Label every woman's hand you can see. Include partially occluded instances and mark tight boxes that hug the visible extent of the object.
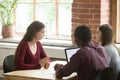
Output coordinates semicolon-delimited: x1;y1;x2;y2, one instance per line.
44;61;50;69
39;57;49;67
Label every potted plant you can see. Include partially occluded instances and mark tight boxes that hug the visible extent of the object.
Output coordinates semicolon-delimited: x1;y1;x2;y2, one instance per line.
0;0;18;38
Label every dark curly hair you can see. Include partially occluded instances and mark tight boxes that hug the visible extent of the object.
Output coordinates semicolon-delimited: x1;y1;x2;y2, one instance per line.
74;25;91;44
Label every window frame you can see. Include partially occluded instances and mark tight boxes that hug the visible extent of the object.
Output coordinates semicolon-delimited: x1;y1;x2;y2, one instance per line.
116;0;120;42
110;0;117;43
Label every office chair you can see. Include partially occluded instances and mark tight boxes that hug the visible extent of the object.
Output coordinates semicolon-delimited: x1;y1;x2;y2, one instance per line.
95;67;116;80
3;55;15;73
0;77;4;80
118;72;120;80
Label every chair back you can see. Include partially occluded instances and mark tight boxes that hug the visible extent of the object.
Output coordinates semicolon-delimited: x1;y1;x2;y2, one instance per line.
3;55;15;73
95;67;116;80
0;77;3;80
118;72;120;80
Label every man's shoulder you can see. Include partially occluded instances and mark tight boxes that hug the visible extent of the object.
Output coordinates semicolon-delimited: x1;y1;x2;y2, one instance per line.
95;44;105;49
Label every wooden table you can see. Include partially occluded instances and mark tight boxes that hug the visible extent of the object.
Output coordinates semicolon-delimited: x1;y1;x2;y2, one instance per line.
4;61;77;80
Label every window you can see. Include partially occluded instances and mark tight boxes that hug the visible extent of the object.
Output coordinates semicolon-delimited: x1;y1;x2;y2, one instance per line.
0;0;2;35
117;0;120;42
111;0;120;43
0;18;1;35
15;0;73;40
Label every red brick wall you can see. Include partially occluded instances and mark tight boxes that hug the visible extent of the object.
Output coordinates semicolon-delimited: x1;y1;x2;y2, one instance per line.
71;0;110;44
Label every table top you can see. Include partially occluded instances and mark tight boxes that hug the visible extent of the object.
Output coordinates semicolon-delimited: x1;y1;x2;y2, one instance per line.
4;61;77;80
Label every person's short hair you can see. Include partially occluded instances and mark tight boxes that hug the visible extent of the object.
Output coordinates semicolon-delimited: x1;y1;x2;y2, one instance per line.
99;24;113;46
74;25;91;43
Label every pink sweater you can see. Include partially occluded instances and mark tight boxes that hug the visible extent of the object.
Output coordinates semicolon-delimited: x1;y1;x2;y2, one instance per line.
15;41;49;70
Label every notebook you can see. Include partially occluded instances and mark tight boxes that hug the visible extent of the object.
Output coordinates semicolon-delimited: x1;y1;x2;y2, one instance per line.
65;48;80;62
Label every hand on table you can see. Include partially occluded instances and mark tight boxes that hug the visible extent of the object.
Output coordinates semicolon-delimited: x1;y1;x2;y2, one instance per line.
54;64;64;71
39;57;50;69
54;64;64;79
44;61;50;69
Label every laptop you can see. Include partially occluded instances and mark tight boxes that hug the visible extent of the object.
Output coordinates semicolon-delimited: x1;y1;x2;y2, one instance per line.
65;48;80;62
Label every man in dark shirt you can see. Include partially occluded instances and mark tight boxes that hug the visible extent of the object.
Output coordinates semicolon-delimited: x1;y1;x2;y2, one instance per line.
54;25;108;80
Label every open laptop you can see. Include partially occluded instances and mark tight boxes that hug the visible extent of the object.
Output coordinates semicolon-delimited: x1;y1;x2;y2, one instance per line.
65;48;80;62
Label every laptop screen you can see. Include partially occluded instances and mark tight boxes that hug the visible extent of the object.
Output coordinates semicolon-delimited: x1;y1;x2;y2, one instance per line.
65;48;80;62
